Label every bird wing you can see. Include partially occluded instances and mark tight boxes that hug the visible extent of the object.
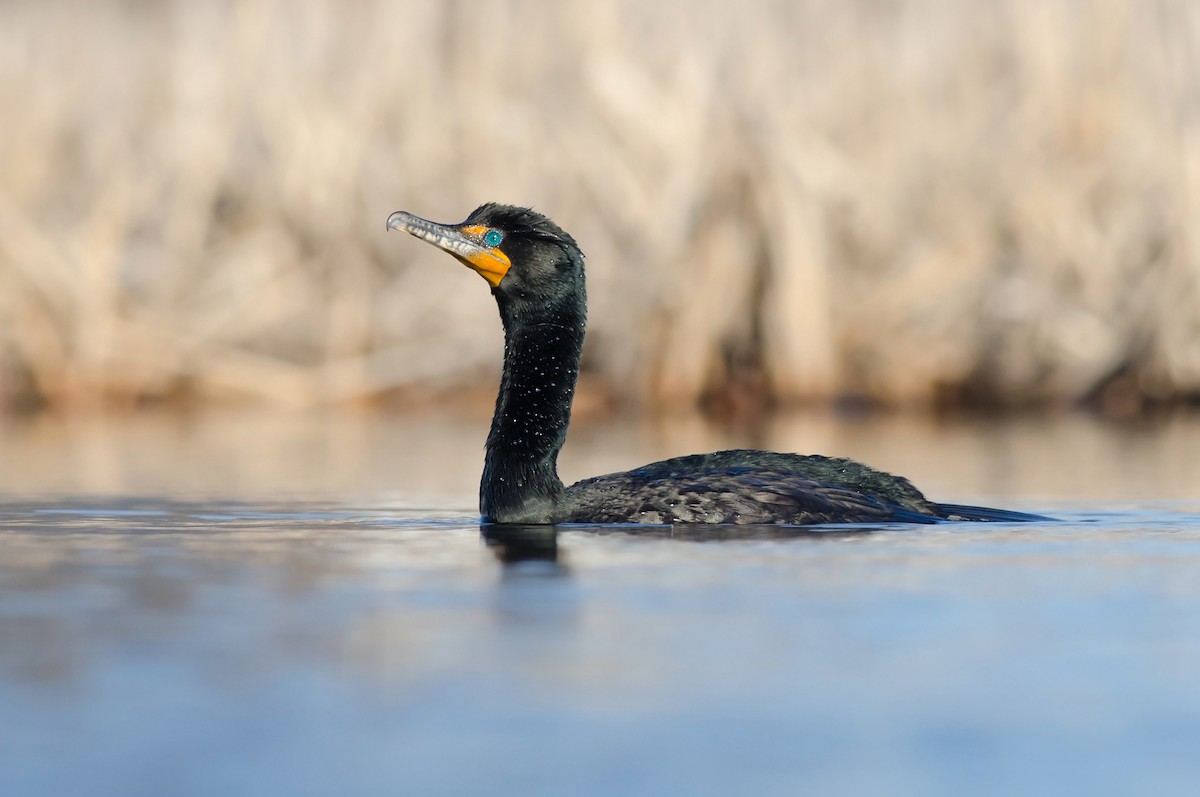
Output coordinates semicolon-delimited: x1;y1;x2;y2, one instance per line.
561;466;937;525
616;449;937;514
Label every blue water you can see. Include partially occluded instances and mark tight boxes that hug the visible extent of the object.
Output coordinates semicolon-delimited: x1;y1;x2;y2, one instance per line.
3;498;1200;797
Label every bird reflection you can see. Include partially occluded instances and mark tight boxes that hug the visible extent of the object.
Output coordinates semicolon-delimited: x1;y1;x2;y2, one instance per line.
481;521;889;567
481;524;562;565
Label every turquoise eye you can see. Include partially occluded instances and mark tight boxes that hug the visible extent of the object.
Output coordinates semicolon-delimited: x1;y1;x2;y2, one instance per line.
483;229;503;247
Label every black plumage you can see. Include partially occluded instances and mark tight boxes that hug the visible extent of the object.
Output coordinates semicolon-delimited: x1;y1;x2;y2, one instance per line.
387;203;1046;526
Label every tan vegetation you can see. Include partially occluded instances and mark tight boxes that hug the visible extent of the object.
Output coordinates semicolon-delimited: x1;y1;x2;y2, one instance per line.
2;0;1199;412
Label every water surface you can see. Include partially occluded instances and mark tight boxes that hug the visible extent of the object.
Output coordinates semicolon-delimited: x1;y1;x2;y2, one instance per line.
2;410;1200;796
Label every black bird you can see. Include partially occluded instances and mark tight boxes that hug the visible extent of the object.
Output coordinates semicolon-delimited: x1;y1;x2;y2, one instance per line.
387;203;1045;526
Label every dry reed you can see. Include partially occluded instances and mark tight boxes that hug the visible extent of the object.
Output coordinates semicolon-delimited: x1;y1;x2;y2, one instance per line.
1;0;1199;412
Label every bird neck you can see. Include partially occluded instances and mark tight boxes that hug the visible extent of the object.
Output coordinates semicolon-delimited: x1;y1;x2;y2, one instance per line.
481;297;585;524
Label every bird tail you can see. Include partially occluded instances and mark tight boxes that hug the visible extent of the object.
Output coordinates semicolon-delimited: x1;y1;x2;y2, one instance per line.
934;503;1053;522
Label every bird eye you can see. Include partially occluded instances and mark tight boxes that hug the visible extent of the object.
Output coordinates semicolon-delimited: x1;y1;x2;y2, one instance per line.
484;229;504;247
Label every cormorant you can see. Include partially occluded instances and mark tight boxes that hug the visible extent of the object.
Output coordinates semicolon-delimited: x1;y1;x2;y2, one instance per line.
387;203;1044;526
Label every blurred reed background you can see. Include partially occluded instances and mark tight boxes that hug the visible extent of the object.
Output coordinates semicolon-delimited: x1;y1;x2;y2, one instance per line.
2;0;1199;415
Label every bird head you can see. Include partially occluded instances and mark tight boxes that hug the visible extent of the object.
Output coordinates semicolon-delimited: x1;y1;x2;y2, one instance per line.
387;203;585;311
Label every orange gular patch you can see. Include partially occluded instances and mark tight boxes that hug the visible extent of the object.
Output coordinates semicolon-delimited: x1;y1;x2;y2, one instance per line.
463;248;511;288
